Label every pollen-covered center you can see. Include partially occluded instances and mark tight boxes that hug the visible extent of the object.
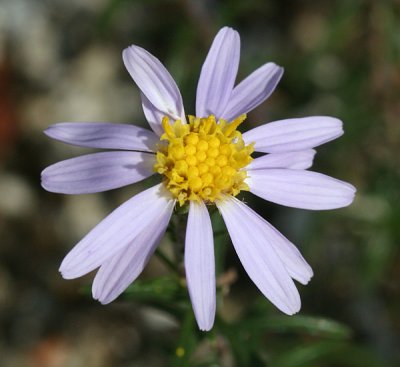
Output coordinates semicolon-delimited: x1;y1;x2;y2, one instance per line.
154;114;254;206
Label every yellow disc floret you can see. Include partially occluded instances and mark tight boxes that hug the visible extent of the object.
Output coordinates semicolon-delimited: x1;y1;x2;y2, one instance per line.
154;114;254;206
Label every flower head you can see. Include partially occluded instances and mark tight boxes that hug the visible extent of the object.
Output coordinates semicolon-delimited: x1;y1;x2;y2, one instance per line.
155;114;253;205
42;27;356;331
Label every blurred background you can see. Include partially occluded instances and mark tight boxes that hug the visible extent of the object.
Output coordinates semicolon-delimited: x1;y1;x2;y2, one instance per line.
0;0;399;366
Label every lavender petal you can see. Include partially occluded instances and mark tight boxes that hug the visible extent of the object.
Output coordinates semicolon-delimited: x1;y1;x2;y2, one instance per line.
59;184;175;279
185;201;216;331
217;196;301;315
247;150;316;171
243;116;343;153
123;45;186;122
92;199;174;304
196;27;240;118
41;151;156;194
45;122;159;152
222;62;283;121
247;169;356;210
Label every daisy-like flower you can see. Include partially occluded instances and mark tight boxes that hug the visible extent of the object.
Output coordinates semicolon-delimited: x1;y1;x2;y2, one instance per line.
42;27;355;331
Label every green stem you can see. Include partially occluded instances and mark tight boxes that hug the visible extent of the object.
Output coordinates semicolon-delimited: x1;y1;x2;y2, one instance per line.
155;248;181;276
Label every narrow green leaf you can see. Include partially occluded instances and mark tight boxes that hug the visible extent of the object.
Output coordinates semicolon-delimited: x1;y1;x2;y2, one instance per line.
244;315;352;339
271;340;346;367
171;310;197;367
123;275;183;303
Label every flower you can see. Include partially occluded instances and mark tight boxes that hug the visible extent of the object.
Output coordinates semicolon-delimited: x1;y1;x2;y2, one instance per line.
41;27;356;331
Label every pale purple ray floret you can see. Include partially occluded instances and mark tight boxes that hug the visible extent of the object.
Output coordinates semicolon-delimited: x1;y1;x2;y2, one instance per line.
41;26;356;331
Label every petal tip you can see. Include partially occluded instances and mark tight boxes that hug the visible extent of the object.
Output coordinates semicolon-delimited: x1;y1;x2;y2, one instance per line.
299;269;314;285
277;65;284;76
122;44;136;54
92;276;115;305
199;324;213;332
285;300;301;315
43;124;62;140
339;181;357;207
328;117;344;135
346;187;357;206
270;64;284;85
196;315;215;331
122;47;132;64
43;126;52;137
122;45;142;66
219;25;236;34
59;257;79;280
92;290;111;305
59;268;73;280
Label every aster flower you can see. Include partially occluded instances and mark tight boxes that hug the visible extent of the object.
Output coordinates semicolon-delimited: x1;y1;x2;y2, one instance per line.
41;27;355;331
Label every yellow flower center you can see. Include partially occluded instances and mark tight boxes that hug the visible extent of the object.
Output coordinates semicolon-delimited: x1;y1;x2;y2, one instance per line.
154;114;254;206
